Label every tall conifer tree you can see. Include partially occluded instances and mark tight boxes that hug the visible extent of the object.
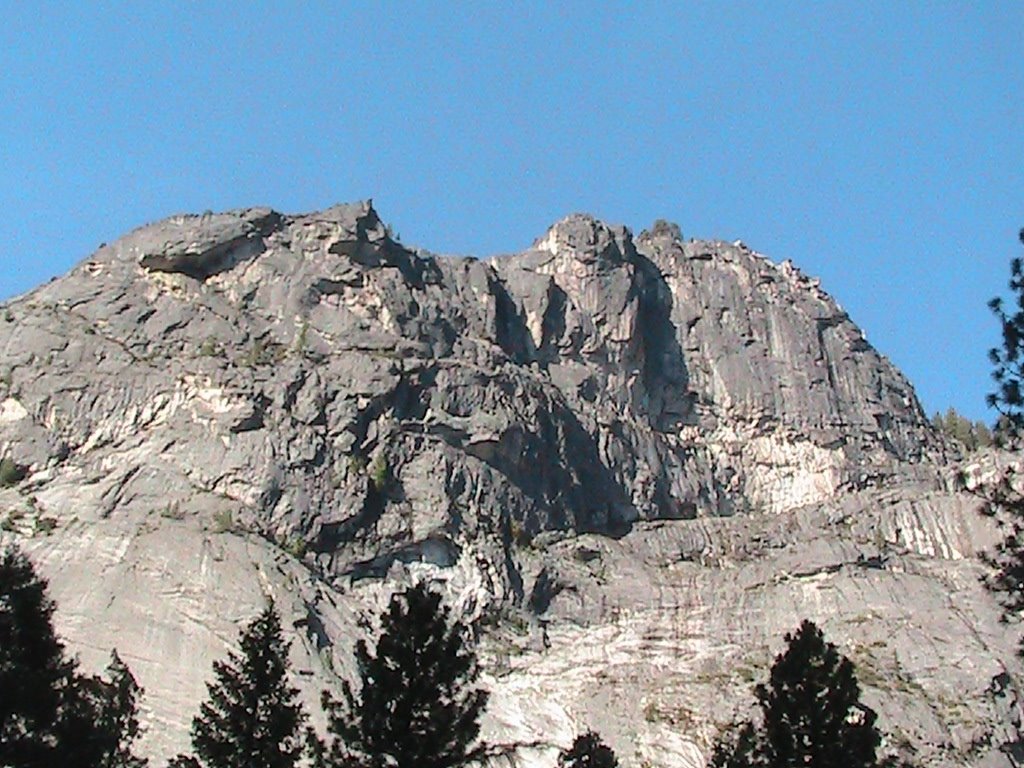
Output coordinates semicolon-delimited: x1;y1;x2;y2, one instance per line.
324;582;488;768
708;620;885;768
987;229;1024;435
708;722;764;768
95;651;148;768
176;602;306;768
756;621;880;767
0;545;76;765
1;545;148;767
983;229;1024;657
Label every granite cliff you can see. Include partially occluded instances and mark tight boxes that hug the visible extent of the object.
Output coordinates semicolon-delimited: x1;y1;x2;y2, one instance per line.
0;202;1018;767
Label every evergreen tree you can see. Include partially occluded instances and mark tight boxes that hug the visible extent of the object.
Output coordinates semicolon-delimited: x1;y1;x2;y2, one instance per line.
932;407;994;451
0;545;148;768
176;602;306;768
324;582;488;768
976;420;994;448
558;731;619;768
55;665;149;768
988;229;1024;438
95;651;148;768
707;722;763;768
166;757;201;768
0;545;77;765
980;468;1024;645
756;620;880;767
304;727;329;768
709;620;884;768
982;229;1024;655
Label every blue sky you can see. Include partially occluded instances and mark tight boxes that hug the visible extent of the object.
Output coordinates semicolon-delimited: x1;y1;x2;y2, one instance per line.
1;2;1020;422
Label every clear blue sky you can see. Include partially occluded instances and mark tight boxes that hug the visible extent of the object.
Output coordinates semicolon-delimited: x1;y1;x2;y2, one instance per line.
1;2;1020;422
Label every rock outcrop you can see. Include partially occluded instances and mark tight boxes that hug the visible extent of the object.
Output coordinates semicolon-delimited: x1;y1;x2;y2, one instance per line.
0;202;1017;767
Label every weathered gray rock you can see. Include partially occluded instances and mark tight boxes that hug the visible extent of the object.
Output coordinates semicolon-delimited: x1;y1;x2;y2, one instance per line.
0;204;1016;766
129;207;280;278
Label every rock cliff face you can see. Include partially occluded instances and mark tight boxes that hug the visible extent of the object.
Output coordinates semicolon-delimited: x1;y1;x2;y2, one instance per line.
0;203;1018;767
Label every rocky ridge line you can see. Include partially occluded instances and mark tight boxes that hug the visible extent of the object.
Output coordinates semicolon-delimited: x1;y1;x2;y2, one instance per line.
0;202;1013;767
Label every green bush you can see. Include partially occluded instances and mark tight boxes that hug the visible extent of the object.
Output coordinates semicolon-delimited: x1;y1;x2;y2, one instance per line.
211;509;234;534
509;519;532;548
0;458;26;488
198;337;221;357
243;338;285;367
35;516;57;535
284;536;306;559
369;455;389;492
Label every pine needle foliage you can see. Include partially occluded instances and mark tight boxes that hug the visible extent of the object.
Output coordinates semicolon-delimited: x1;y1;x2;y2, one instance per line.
0;545;77;765
0;545;148;767
708;721;763;768
988;230;1024;439
324;582;488;768
558;731;619;768
709;620;885;768
980;471;1024;620
981;228;1024;657
182;602;306;768
931;407;993;451
95;651;148;768
756;621;880;767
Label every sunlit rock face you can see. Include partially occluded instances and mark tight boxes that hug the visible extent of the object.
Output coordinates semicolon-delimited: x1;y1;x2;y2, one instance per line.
0;202;1017;767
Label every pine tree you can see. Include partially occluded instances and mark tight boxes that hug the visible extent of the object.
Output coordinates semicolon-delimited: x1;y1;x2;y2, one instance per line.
982;229;1024;655
709;620;885;768
95;651;148;768
55;666;147;768
0;545;148;768
0;545;77;765
988;229;1024;439
304;727;329;768
324;582;488;768
975;420;994;448
558;731;619;768
178;602;306;768
707;722;763;768
166;756;201;768
932;407;994;451
757;621;880;767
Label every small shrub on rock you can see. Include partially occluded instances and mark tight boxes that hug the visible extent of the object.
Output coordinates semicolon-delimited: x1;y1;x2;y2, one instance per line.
0;457;26;488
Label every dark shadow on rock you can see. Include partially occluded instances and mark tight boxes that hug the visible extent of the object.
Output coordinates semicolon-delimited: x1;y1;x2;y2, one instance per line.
311;478;386;555
139;210;283;280
632;251;696;429
468;389;635;538
343;535;461;582
537;281;569;367
528;566;567;615
492;274;538;364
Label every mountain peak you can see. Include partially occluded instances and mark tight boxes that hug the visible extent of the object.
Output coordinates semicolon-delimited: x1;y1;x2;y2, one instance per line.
0;203;1005;768
532;213;636;268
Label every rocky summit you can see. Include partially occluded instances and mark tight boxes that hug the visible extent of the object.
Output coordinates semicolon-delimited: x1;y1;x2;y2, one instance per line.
0;202;1020;767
